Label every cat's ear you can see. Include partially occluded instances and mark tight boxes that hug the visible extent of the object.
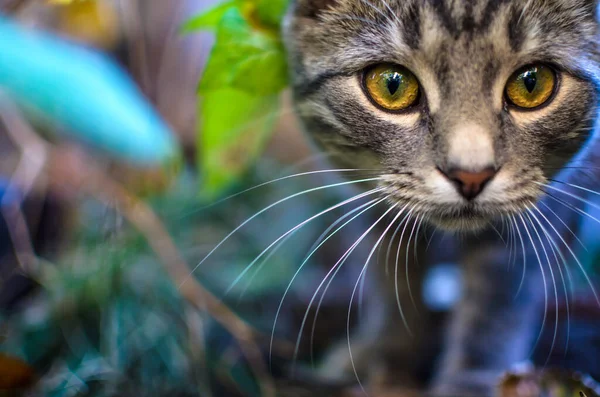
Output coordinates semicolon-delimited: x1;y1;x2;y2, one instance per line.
291;0;340;19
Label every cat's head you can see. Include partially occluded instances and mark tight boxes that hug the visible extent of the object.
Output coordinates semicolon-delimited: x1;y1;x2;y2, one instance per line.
283;0;600;230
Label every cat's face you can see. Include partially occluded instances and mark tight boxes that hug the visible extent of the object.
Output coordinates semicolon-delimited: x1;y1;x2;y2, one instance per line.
283;0;600;230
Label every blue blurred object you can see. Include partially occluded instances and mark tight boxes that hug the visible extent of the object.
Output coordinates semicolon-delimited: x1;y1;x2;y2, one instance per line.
422;263;463;311
0;16;178;166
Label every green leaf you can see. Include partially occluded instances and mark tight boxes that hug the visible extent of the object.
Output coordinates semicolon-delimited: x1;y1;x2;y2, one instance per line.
256;0;289;27
180;0;238;32
199;89;279;198
199;7;288;96
194;4;290;196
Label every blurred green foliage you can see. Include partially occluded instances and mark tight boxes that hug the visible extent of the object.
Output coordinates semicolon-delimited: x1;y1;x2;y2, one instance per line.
0;165;348;396
183;0;290;198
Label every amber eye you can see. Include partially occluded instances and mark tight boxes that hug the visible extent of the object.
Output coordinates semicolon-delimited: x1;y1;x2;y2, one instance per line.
505;64;556;109
363;64;420;111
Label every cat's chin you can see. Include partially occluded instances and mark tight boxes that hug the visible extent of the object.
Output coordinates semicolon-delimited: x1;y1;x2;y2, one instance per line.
425;207;508;232
428;215;491;232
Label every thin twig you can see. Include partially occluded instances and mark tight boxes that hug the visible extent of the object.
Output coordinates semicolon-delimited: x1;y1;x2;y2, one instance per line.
0;96;48;276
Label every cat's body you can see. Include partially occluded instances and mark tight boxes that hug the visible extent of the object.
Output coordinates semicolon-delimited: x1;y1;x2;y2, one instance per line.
282;0;600;395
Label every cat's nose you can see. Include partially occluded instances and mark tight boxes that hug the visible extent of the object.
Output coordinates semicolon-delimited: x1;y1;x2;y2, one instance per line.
441;167;497;200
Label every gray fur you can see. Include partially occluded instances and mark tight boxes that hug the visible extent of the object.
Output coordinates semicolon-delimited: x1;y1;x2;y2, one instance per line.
282;0;600;396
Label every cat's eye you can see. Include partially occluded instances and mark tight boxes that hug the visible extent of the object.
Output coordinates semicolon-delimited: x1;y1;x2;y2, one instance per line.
505;64;557;109
363;64;420;112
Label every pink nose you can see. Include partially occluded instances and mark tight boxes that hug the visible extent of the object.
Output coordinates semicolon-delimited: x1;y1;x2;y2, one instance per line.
442;167;497;200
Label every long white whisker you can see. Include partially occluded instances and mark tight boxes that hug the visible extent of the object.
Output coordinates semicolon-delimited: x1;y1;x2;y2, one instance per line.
186;169;382;215
348;203;402;396
406;214;422;312
237;232;295;301
535;188;600;306
180;177;381;288
358;203;410;321
545;191;600;233
239;196;384;300
487;220;506;245
526;209;560;367
507;215;516;270
538;181;600;216
511;214;528;299
307;200;399;366
531;205;573;357
517;213;549;358
552;179;600;199
384;212;405;277
226;187;385;295
286;197;390;371
395;208;416;334
538;200;587;252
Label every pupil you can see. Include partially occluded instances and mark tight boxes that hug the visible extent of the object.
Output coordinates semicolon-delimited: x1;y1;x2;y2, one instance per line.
522;70;537;93
386;73;401;95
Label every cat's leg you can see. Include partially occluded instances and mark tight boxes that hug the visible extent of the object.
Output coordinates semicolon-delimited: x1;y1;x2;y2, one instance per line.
320;225;436;390
429;236;544;397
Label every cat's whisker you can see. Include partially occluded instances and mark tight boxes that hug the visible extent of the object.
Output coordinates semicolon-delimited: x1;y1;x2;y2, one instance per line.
425;225;437;252
276;197;380;361
272;196;385;369
307;199;402;366
544;191;600;236
358;204;410;317
550;178;600;199
237;231;295;302
537;197;580;306
287;197;390;371
347;203;402;396
530;205;573;357
180;177;382;288
535;198;600;307
538;199;587;252
187;168;384;215
413;213;427;290
526;208;561;366
487;220;507;245
384;210;406;277
395;208;416;334
406;213;422;312
240;193;383;300
546;191;600;227
517;213;549;358
510;215;519;270
505;216;516;270
537;184;600;306
537;181;600;213
306;197;381;259
510;214;528;298
225;187;385;295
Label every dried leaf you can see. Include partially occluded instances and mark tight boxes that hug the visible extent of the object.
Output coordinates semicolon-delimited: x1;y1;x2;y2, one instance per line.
0;353;35;390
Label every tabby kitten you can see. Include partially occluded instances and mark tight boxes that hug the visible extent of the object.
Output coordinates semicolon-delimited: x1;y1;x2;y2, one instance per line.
283;0;600;395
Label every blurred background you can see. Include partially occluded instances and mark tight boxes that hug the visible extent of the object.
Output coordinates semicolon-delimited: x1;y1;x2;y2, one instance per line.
0;1;373;396
0;1;599;397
